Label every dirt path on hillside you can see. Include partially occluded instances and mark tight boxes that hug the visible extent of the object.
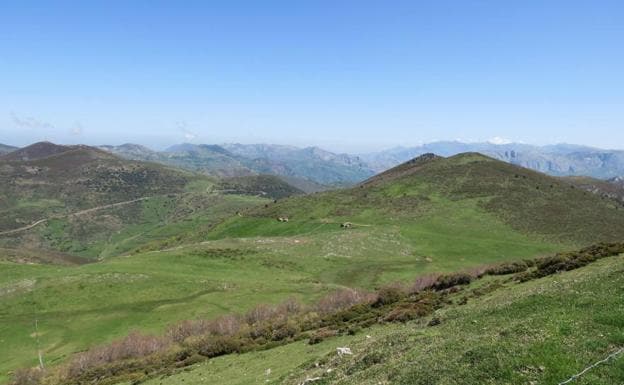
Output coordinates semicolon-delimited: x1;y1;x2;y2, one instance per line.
0;197;150;236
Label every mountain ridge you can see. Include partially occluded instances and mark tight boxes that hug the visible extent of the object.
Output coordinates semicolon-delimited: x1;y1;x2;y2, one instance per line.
0;143;17;155
8;140;624;185
361;141;624;179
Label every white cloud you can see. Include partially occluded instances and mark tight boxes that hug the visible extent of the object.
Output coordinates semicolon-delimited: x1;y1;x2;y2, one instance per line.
70;122;84;136
488;136;512;145
10;111;55;130
177;120;197;141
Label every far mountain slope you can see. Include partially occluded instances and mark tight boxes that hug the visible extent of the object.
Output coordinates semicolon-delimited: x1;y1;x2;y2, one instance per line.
361;141;624;179
100;142;374;186
0;141;77;161
564;175;624;204
223;143;373;185
0;143;17;155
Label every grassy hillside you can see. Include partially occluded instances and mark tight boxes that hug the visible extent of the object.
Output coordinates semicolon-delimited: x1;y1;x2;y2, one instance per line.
209;153;624;246
283;254;624;385
0;143;271;258
0;220;560;383
129;251;624;385
6;243;620;385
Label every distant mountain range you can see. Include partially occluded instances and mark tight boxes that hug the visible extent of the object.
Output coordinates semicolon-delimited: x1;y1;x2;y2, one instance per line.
0;143;17;155
2;140;624;184
360;141;624;179
99;142;372;188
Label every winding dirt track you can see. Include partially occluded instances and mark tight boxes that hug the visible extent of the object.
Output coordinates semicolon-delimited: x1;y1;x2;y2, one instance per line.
0;197;150;236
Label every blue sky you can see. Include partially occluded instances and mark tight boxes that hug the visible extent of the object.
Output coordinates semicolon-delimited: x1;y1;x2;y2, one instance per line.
1;1;623;152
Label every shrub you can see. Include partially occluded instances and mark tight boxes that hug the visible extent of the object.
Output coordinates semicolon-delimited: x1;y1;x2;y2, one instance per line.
374;284;406;306
327;302;377;324
276;297;303;315
271;319;300;341
486;261;528;275
462;265;489;279
308;328;338;345
410;273;440;293
209;314;242;336
11;368;44;385
197;335;243;358
316;288;377;315
383;302;432;322
428;317;441;326
167;319;210;343
245;304;276;325
66;331;171;378
433;273;472;290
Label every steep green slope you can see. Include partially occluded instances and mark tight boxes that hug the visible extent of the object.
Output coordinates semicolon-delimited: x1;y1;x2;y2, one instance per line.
283;254;624;385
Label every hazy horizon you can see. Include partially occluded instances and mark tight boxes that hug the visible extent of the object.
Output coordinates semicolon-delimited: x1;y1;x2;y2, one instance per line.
2;137;623;155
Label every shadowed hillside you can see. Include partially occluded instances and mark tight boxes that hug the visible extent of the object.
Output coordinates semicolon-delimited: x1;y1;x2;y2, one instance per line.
564;175;624;204
0;143;17;155
0;141;74;161
217;175;305;199
0;142;269;258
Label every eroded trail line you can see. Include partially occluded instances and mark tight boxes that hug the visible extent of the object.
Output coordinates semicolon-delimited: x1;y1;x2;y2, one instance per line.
0;197;150;236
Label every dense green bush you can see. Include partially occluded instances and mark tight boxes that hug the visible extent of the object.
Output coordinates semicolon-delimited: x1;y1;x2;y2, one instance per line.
308;328;338;345
383;302;432;322
433;273;473;290
486;261;528;275
197;335;244;358
374;284;406;306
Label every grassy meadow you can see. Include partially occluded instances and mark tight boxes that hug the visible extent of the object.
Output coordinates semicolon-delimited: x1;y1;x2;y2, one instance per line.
125;253;624;385
0;210;563;383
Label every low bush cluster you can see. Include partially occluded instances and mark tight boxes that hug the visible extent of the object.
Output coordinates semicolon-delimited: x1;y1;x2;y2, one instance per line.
410;273;440;293
11;368;44;385
316;288;377;315
516;242;624;282
486;261;528;275
374;283;407;306
432;273;473;290
66;331;172;379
